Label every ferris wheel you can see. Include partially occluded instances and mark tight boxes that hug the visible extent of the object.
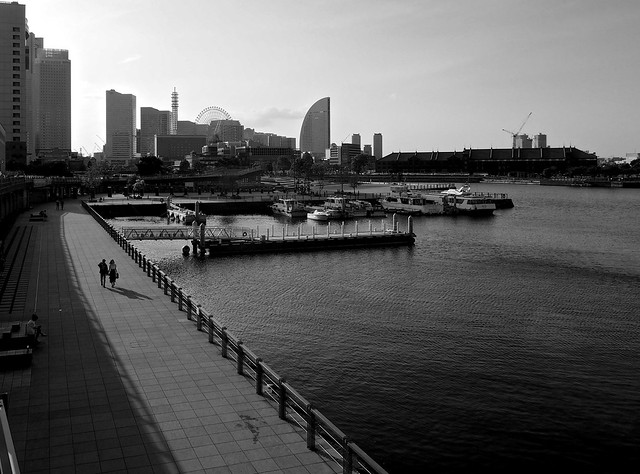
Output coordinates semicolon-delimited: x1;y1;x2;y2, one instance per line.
195;106;232;124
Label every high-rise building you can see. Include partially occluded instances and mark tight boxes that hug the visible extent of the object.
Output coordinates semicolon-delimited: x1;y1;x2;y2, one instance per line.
300;97;330;159
373;133;383;159
33;47;71;154
106;89;136;166
140;107;170;156
363;144;372;156
170;87;178;135
0;1;28;170
352;133;361;147
533;133;547;148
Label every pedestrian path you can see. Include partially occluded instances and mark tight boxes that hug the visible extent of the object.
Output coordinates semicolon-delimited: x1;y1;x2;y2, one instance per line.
0;198;338;473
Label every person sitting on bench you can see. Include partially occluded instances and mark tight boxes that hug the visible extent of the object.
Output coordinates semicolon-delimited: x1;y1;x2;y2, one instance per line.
26;313;46;343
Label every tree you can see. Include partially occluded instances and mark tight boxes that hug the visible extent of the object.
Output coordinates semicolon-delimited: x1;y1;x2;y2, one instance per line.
132;179;145;197
179;159;191;173
276;156;291;175
137;155;164;176
351;154;370;175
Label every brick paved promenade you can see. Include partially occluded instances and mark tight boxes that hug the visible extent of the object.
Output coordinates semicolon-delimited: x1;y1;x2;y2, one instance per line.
0;198;338;474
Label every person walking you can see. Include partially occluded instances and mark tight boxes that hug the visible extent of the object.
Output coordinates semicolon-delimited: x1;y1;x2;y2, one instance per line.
55;199;60;210
60;199;64;210
98;259;109;287
108;259;118;288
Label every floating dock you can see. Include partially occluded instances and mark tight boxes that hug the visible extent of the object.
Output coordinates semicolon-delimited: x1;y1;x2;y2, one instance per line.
189;216;415;258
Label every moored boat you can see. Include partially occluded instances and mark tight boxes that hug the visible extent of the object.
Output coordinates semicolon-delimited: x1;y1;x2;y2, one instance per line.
441;185;496;216
380;185;445;215
271;198;307;218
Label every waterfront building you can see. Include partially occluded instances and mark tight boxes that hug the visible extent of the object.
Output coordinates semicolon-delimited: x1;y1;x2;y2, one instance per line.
33;47;71;156
155;135;206;162
0;1;28;168
327;142;361;168
140;107;171;156
300;97;330;160
208;119;244;143
376;147;597;176
373;133;383;160
106;89;136;168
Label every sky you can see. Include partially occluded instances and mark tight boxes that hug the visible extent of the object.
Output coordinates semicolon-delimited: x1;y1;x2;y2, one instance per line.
23;0;640;158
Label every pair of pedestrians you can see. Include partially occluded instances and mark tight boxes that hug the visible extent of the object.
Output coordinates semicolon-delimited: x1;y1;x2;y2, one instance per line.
98;259;119;287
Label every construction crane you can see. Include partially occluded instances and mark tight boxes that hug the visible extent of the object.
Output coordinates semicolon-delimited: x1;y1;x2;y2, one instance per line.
502;112;532;146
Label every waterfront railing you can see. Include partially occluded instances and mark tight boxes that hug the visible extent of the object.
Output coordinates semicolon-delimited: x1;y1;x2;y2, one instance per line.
82;200;388;474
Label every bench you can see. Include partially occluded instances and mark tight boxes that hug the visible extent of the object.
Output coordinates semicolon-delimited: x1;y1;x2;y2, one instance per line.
29;213;46;221
0;348;33;369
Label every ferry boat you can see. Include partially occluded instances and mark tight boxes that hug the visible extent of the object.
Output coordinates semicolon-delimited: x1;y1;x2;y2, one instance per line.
271;198;307;218
380;185;445;215
441;185;496;216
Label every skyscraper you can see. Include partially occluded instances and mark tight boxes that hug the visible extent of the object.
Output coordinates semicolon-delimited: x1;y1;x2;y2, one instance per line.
0;2;28;170
299;97;330;159
140;107;170;156
351;133;361;147
373;133;383;160
171;88;178;135
106;89;136;167
33;47;71;153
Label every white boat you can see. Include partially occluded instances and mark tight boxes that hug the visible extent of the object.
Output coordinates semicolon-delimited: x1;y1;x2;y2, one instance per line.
306;208;342;221
441;185;496;216
380;185;444;215
271;198;307;218
322;196;386;219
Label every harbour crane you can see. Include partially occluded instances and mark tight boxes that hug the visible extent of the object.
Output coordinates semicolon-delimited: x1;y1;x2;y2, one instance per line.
502;112;532;146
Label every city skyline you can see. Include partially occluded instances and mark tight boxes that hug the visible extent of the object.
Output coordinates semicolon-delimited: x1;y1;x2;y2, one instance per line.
21;0;640;158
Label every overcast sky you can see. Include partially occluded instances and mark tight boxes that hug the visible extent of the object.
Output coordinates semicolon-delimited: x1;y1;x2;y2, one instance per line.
24;0;640;157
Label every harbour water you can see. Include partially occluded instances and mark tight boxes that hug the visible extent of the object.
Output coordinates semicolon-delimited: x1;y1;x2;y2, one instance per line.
114;183;640;473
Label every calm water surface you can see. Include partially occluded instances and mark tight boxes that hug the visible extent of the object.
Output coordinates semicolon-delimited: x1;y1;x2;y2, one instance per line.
117;184;640;473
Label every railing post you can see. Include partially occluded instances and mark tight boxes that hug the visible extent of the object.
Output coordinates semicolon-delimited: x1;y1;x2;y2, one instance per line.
139;252;143;267
142;256;146;271
186;296;192;320
306;404;316;450
158;271;163;289
151;265;155;281
164;277;170;295
178;288;183;311
278;379;286;420
236;341;244;375
221;328;228;358
342;438;353;474
170;282;175;302
208;316;214;343
255;358;263;395
196;305;202;331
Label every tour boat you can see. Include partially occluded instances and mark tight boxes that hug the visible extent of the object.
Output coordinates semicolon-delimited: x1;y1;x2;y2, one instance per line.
271;198;307;218
380;185;445;215
441;185;496;216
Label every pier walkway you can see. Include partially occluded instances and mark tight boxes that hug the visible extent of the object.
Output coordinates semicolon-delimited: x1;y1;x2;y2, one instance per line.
0;197;338;473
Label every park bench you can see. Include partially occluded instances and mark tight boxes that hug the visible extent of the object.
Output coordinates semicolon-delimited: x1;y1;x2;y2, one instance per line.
0;322;33;369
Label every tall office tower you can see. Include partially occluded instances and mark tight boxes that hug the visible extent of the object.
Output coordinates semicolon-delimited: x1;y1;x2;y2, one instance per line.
170;87;178;135
33;48;71;153
140;107;170;156
533;133;547;148
373;133;383;159
0;1;28;170
363;144;372;156
106;89;136;167
25;33;43;158
300;97;330;160
352;133;361;147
